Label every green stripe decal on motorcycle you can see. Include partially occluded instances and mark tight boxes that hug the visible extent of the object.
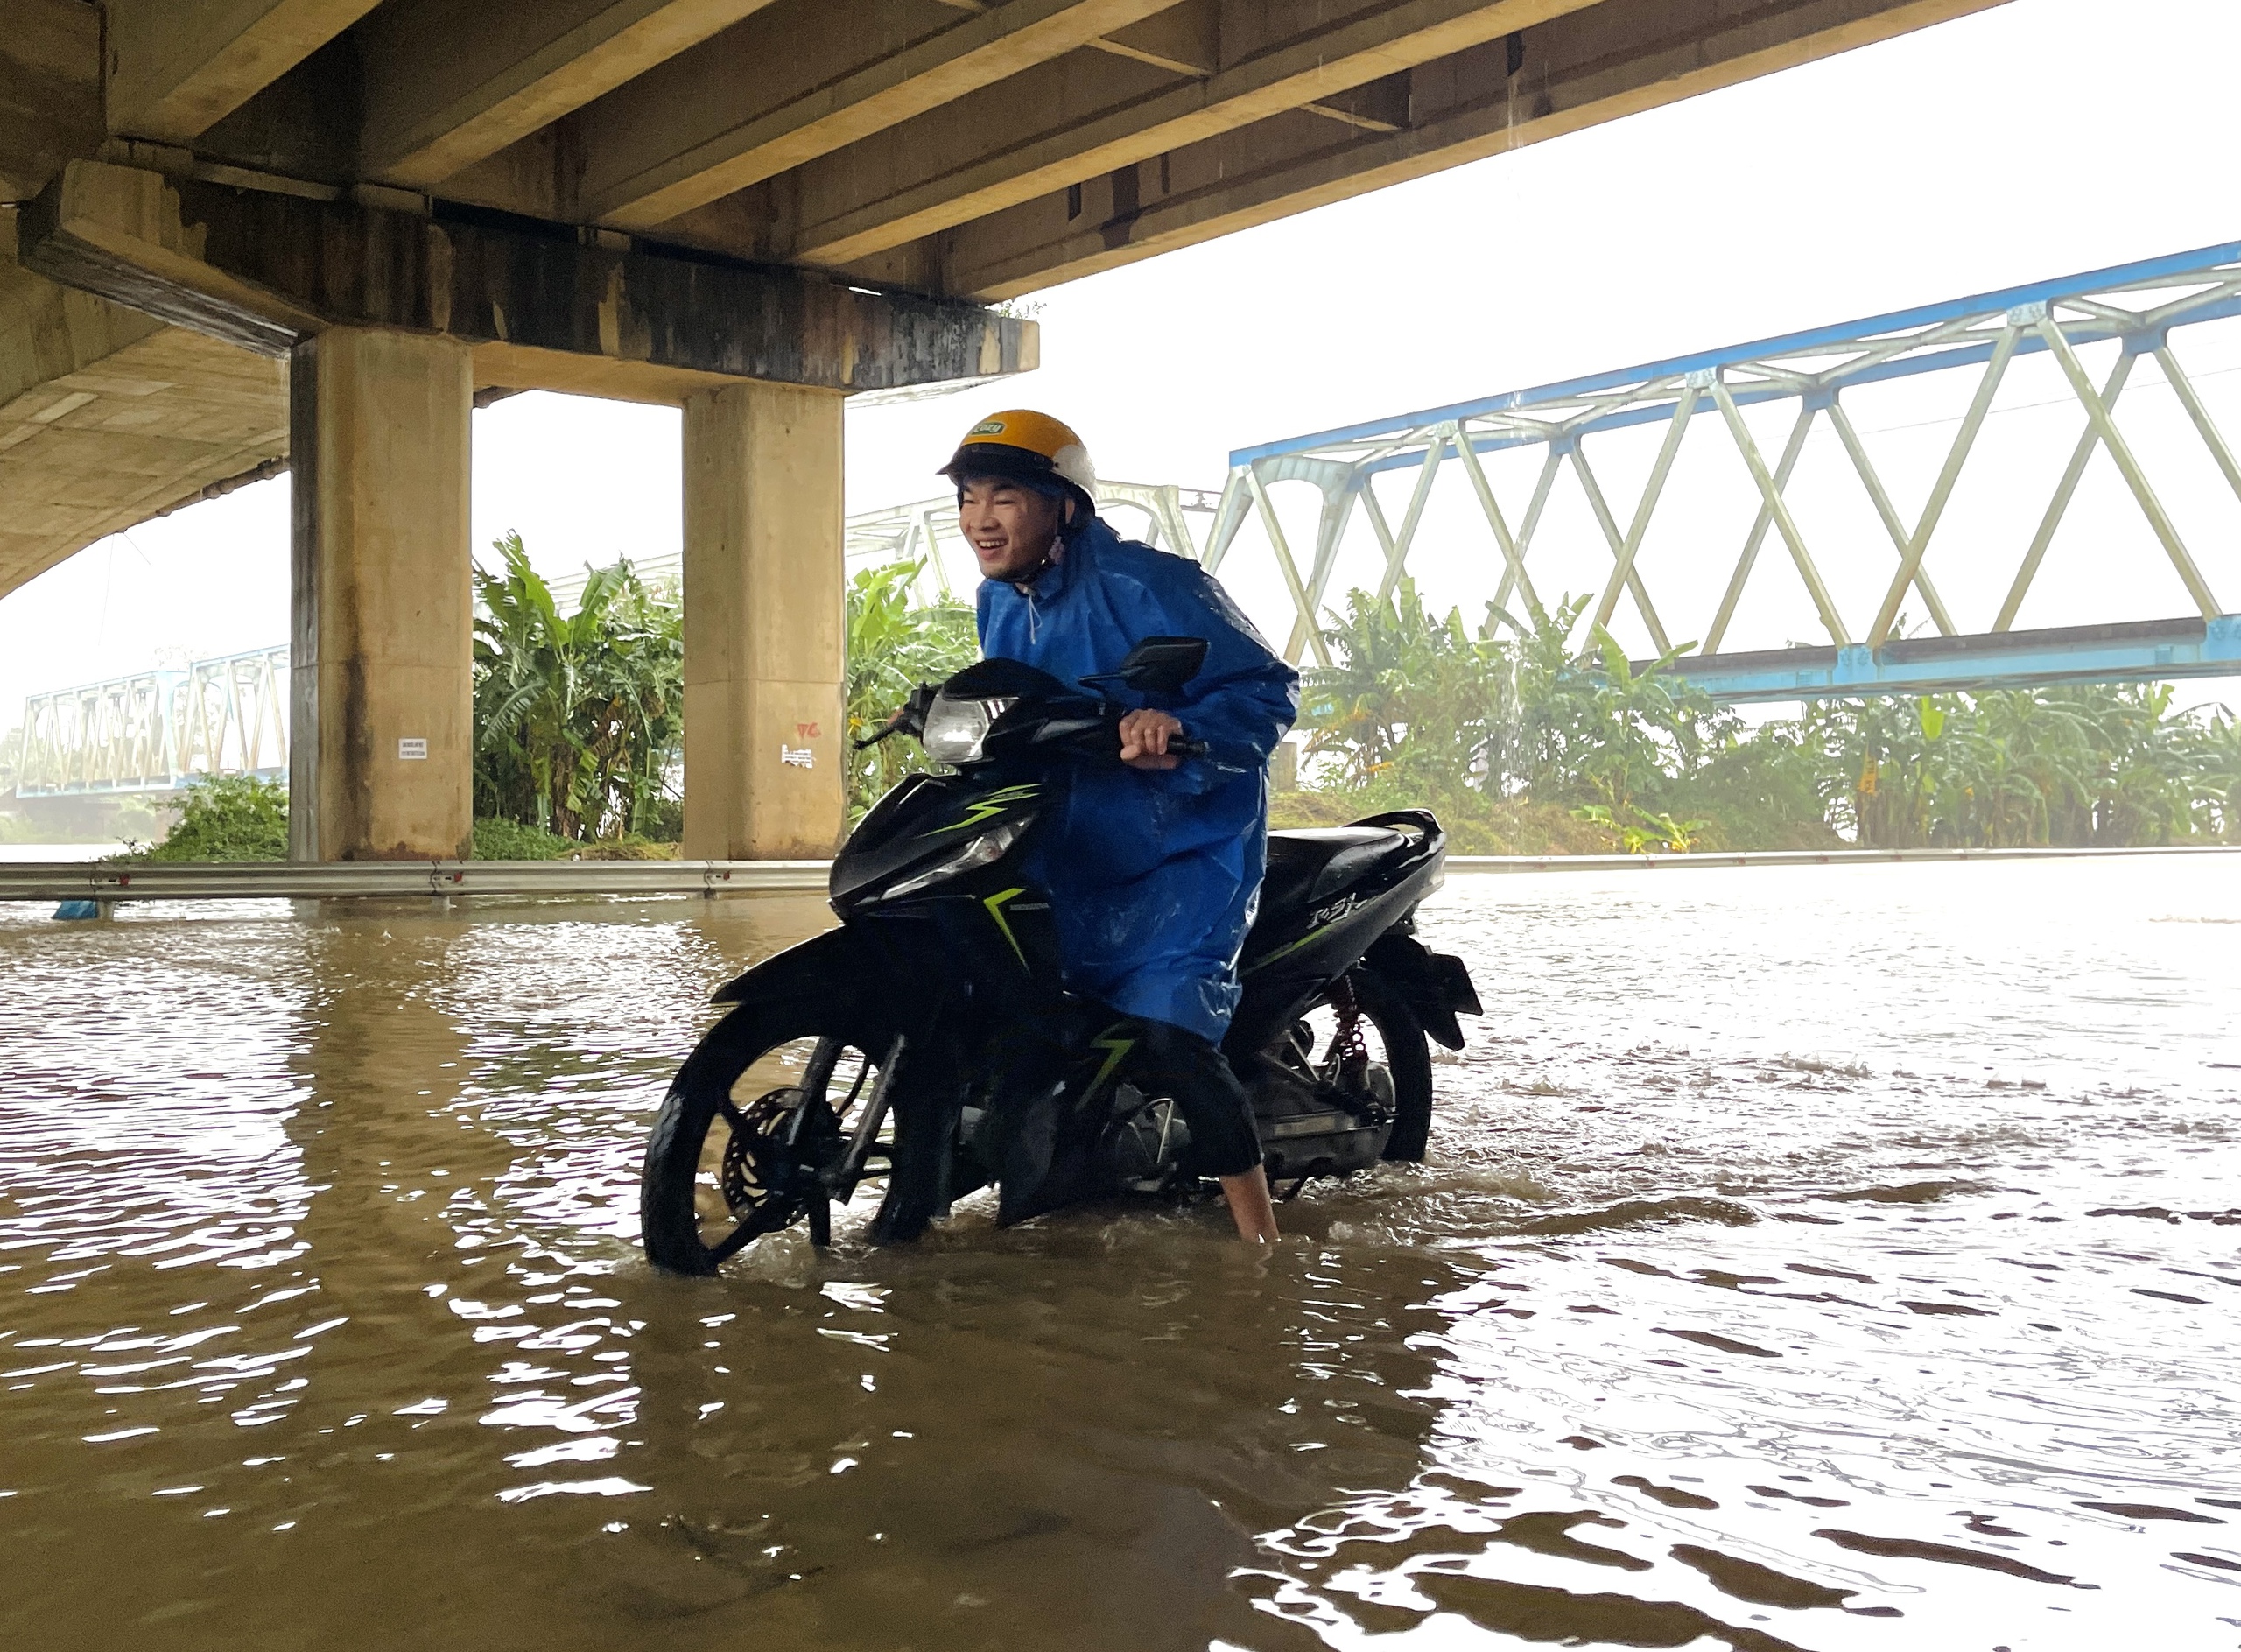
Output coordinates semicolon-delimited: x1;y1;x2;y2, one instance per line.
924;783;1040;836
1087;1029;1136;1100
982;886;1029;967
1245;924;1326;973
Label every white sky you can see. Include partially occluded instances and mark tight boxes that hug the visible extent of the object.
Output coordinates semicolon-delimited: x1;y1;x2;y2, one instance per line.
5;0;2239;724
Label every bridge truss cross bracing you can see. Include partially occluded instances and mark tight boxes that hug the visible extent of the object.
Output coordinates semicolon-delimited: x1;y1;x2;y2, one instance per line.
1200;240;2241;699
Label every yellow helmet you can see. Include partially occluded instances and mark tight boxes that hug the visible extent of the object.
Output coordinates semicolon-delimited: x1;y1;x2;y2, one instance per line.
939;409;1097;507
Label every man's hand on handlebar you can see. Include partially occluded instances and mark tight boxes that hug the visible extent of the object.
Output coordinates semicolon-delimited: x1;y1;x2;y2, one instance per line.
1118;708;1184;770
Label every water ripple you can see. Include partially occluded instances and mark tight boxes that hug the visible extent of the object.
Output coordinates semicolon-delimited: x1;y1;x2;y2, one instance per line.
3;862;2238;1647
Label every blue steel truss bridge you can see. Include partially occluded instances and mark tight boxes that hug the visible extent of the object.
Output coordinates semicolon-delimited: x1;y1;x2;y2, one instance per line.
1201;240;2241;700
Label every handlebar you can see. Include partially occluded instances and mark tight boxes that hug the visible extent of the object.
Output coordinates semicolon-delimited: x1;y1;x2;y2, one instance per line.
858;680;1207;763
1089;716;1205;763
853;683;938;749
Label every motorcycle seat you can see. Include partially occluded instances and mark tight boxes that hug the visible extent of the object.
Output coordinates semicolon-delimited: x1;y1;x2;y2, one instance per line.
1261;826;1411;914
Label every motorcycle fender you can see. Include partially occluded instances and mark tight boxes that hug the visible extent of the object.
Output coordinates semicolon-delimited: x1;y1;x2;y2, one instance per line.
1362;931;1482;1051
708;925;880;1014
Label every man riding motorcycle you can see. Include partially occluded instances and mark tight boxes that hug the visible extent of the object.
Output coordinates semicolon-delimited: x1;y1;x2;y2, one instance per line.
944;410;1301;1243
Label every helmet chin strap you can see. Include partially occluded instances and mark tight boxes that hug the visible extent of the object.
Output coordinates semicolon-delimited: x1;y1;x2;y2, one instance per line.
1010;498;1076;589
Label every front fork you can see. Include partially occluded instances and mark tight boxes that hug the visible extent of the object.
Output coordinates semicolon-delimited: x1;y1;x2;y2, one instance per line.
816;1031;906;1209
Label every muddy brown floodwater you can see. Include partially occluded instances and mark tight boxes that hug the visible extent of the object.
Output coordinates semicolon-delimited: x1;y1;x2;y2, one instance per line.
4;858;2240;1651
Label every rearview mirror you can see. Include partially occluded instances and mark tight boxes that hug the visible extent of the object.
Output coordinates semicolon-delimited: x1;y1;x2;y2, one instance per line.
1084;636;1207;697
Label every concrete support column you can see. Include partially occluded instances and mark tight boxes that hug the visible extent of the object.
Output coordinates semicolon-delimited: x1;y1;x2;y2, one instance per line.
288;327;474;862
681;381;846;861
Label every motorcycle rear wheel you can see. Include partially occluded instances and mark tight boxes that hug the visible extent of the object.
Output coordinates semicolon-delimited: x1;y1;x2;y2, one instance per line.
1318;969;1434;1163
640;1002;885;1275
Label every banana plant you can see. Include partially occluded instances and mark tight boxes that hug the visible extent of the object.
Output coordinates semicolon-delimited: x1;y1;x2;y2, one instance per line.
844;559;980;819
473;531;682;842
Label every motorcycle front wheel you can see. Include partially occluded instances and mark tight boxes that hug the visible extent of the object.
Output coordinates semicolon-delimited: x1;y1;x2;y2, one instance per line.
639;1002;890;1275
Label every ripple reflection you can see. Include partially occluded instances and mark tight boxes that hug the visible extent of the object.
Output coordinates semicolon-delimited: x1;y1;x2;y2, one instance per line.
1;861;2237;1648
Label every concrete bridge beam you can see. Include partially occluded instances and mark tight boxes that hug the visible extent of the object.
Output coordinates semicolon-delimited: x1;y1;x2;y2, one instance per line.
18;159;1037;394
287;327;474;862
0;0;102;204
781;0;1592;271
576;0;1184;232
106;0;385;147
356;0;781;188
681;381;847;861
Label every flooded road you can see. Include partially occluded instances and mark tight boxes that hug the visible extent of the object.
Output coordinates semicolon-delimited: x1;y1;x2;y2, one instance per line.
4;858;2238;1651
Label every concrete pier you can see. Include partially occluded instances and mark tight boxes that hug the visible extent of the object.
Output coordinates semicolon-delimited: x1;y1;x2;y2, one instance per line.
287;327;474;861
682;382;847;861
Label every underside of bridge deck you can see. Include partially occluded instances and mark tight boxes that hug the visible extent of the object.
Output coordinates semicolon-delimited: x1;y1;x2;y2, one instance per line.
0;0;2008;856
0;208;287;599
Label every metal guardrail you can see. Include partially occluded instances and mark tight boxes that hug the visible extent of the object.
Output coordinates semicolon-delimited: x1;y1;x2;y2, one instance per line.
3;844;2237;909
0;859;831;904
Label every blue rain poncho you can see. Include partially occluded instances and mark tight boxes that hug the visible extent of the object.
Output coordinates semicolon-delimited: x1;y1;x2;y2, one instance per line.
977;516;1300;1041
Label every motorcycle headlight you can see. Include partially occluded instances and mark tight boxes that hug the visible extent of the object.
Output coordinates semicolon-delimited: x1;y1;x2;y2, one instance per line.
921;695;1014;764
878;819;1027;902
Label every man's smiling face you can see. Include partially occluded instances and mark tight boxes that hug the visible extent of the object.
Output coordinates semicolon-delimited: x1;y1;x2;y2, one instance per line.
959;476;1068;583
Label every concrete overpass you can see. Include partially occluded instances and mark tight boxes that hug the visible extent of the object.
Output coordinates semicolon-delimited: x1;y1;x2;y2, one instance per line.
0;0;2005;861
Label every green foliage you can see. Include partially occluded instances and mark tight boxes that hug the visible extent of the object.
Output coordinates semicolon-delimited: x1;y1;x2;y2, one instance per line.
1297;582;2238;851
1298;583;1734;831
141;774;288;861
1806;681;2241;847
473;531;684;844
1571;803;1708;854
1296;579;1516;808
470;816;576;861
845;559;980;819
466;816;678;861
1499;595;1729;816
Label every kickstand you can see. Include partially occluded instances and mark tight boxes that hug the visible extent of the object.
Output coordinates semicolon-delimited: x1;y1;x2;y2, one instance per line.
1280;1177;1311;1203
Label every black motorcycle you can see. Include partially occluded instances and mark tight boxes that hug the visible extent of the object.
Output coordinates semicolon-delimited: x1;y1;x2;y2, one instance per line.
639;637;1480;1274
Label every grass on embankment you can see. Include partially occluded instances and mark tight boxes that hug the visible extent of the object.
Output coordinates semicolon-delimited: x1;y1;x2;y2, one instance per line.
109;777;685;862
